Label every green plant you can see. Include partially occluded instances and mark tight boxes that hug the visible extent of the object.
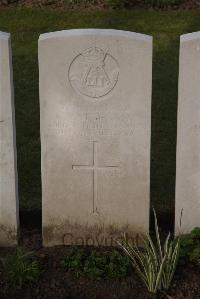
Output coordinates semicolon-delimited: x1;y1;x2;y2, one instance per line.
61;247;131;279
61;247;86;277
64;0;98;4
180;227;200;265
1;247;41;288
105;0;127;9
118;209;180;294
143;0;183;7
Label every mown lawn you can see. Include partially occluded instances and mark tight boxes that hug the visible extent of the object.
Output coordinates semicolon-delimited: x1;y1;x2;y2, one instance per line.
0;9;199;213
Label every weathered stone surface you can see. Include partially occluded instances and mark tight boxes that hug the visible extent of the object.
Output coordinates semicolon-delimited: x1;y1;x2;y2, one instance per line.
175;32;200;234
39;29;152;246
0;32;19;246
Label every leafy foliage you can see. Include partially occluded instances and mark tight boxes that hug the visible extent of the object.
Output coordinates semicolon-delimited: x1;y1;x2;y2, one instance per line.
64;0;98;4
1;247;41;288
118;209;180;294
180;227;200;265
105;0;127;9
63;0;185;8
143;0;184;7
61;247;131;279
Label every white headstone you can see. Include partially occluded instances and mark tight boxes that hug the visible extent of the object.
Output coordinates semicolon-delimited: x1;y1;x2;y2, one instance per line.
0;32;19;246
39;29;152;246
175;32;200;234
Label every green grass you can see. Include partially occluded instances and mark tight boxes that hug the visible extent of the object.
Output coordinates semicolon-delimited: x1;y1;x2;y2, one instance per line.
0;9;199;212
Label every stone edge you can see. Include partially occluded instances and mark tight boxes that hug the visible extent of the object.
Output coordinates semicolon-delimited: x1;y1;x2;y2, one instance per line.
0;31;10;40
181;31;200;42
39;28;152;43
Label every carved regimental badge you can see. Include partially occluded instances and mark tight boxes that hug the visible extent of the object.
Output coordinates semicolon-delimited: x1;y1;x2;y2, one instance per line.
69;47;119;98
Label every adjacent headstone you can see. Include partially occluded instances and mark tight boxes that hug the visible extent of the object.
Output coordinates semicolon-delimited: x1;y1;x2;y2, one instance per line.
175;32;200;234
0;32;19;246
39;29;152;246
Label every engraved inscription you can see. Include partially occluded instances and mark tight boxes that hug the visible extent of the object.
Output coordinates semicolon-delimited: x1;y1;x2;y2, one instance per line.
69;47;119;98
52;111;134;137
72;141;120;214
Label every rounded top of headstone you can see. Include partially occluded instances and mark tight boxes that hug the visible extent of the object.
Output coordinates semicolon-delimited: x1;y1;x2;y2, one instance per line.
39;29;152;43
181;31;200;42
0;31;10;40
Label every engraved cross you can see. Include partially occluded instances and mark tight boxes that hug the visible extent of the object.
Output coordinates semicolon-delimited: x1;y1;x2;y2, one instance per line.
72;141;120;214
